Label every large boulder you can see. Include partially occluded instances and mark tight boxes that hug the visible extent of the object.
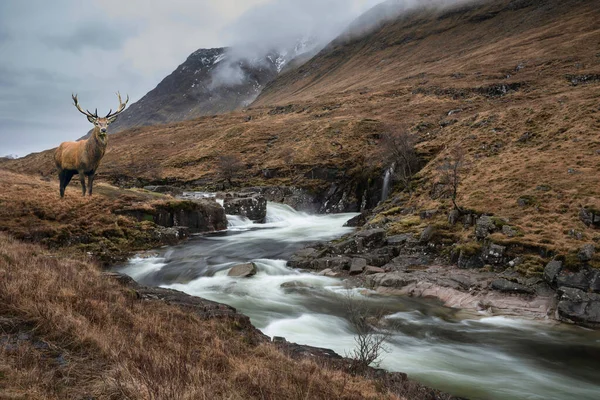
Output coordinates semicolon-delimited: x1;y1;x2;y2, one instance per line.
224;194;267;223
475;216;496;239
482;243;507;266
543;260;563;286
556;287;600;328
349;258;367;275
228;262;258;277
578;244;595;262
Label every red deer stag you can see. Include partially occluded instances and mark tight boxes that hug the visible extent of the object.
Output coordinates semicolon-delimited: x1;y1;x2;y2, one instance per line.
55;93;128;197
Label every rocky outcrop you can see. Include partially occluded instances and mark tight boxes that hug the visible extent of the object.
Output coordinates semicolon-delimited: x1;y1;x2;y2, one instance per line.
556;287;600;328
580;207;600;228
223;194;267;223
118;199;227;234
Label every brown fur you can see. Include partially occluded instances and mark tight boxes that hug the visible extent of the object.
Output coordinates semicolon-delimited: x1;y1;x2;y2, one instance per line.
55;125;108;197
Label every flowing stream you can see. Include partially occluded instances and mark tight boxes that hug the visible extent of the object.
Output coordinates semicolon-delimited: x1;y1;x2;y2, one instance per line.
119;201;600;400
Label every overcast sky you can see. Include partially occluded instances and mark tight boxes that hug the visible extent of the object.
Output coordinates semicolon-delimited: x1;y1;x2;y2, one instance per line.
0;0;387;157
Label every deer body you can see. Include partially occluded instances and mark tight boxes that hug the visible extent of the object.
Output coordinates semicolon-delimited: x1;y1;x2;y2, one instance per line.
55;93;128;197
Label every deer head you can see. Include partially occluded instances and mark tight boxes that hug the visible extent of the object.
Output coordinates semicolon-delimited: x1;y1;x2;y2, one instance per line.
72;92;129;136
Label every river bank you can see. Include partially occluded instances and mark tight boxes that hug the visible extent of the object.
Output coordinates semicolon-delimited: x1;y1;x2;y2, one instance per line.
119;200;600;400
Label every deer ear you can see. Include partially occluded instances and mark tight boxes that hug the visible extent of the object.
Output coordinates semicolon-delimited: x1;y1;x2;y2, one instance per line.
107;115;119;123
87;116;96;124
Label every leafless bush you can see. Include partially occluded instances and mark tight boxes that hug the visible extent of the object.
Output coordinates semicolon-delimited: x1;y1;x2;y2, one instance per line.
381;128;419;194
437;145;467;212
216;154;244;186
344;291;390;372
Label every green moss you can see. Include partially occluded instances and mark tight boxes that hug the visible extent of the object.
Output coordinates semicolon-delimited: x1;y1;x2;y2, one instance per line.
515;255;545;277
381;207;403;216
561;253;582;271
491;217;507;229
455;241;482;256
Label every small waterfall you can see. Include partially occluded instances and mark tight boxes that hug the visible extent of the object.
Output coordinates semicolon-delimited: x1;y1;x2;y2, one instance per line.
381;164;395;202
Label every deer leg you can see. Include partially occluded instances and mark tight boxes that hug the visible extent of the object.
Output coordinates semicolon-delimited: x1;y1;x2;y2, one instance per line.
59;170;75;198
78;171;86;196
87;172;95;196
59;170;66;198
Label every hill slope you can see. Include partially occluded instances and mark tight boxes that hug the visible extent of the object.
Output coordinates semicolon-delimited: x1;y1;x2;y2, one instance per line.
5;0;600;256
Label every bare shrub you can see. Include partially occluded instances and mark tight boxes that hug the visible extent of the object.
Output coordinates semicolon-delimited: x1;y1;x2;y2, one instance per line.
216;154;244;187
437;145;467;212
344;291;391;372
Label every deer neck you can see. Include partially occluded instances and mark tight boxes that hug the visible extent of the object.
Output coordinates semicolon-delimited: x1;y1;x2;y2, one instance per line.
91;126;108;147
87;127;108;159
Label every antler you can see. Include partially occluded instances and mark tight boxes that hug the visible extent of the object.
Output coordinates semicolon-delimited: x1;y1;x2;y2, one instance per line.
105;92;129;118
72;94;98;119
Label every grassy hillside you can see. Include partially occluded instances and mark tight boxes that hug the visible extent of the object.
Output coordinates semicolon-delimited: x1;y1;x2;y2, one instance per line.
5;0;600;257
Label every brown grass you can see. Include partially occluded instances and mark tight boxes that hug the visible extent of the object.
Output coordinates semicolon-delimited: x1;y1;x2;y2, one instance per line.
0;233;404;399
0;170;206;265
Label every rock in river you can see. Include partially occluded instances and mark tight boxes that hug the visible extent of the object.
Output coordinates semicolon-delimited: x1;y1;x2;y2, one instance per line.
228;262;258;278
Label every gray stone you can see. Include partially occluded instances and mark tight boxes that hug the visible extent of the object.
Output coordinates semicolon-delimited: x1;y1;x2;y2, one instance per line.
556;268;591;291
367;272;417;288
419;209;438;219
578;244;595;262
228;263;257;277
317;268;340;277
152;226;189;245
419;225;436;243
557;287;600;328
355;229;386;248
364;266;385;275
580;208;600;228
544;260;563;285
490;279;535;295
448;209;461;225
223;195;267;222
280;281;315;291
590;271;600;293
330;238;357;254
502;225;518;237
458;251;485;269
475;216;496;239
344;212;368;227
349;258;367;275
483;243;507;265
386;234;412;246
311;257;351;271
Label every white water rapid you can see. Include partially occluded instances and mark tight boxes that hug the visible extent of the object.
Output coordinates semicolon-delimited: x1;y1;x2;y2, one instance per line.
119;201;600;400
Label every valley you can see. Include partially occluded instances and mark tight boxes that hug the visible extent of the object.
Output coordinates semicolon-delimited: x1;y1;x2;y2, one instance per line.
1;0;600;398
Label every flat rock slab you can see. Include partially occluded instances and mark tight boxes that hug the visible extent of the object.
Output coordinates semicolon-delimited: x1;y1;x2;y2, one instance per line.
228;262;258;277
490;279;535;295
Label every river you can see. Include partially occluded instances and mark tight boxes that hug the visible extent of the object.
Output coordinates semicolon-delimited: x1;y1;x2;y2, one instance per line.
118;201;600;400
